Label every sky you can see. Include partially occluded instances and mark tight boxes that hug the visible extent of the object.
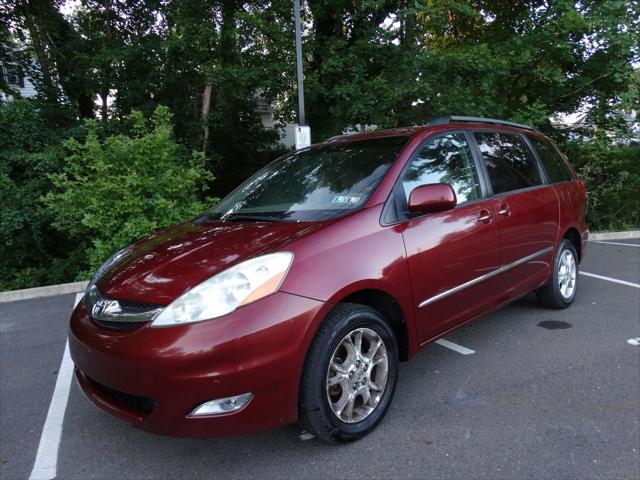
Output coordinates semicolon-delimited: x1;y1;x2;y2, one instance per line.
60;0;80;17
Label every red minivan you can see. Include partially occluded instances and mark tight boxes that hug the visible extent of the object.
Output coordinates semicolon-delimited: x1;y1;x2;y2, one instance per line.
69;116;588;443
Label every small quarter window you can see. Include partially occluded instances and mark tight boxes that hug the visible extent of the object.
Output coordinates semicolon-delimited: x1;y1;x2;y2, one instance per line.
528;136;574;183
401;133;481;205
474;132;542;194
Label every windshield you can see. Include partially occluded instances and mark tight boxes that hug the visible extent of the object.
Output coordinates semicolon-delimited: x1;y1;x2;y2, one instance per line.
208;135;408;222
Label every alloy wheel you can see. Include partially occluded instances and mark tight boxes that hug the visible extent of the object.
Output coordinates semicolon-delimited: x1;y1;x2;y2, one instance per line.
558;249;577;299
325;327;389;423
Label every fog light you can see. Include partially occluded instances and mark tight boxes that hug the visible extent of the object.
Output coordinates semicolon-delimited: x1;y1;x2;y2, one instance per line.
189;392;253;416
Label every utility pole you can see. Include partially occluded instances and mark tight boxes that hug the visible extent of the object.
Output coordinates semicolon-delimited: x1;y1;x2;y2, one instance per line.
294;0;306;127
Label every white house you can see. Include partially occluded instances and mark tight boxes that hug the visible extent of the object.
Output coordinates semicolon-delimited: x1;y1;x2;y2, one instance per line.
254;91;299;149
0;63;37;100
551;110;639;145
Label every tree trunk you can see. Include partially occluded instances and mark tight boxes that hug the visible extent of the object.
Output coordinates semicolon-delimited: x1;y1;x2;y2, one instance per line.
201;84;213;157
100;91;109;122
18;0;96;118
18;0;56;100
308;0;344;138
101;0;112;123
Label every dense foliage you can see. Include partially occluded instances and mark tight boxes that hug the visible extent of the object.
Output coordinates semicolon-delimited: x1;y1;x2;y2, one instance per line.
43;106;212;273
0;98;80;289
568;135;640;231
0;0;638;289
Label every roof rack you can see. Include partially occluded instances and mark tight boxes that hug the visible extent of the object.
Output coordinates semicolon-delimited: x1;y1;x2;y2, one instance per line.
326;134;347;141
428;116;539;132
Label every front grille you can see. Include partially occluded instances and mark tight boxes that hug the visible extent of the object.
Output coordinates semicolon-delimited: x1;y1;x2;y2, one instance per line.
93;319;148;331
86;376;156;416
118;300;161;311
86;288;163;330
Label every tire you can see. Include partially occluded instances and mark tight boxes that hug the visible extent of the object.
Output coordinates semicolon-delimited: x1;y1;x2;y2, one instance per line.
536;239;579;309
299;302;399;443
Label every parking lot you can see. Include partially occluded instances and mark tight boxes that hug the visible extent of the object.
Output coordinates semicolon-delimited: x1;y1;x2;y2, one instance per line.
1;239;638;480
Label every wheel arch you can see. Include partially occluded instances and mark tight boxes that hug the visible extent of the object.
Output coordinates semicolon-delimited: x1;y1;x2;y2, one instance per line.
330;288;412;362
563;227;582;261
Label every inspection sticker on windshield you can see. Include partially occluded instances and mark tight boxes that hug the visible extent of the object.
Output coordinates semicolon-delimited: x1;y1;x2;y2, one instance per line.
332;196;361;204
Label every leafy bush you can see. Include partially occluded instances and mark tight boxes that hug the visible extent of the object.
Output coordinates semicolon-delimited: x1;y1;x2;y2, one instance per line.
43;106;213;275
566;136;640;231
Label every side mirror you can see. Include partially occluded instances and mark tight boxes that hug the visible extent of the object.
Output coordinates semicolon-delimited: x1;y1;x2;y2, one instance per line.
408;183;457;213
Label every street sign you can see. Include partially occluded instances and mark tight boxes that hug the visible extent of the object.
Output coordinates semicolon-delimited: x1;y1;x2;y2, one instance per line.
295;125;311;149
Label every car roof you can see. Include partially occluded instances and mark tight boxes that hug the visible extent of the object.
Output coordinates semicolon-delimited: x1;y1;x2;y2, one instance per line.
322;117;545;145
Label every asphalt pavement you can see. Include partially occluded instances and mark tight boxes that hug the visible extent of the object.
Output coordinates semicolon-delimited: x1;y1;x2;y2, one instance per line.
1;239;638;480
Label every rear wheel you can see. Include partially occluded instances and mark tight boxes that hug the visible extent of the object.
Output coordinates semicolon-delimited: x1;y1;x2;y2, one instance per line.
299;303;398;443
536;239;579;309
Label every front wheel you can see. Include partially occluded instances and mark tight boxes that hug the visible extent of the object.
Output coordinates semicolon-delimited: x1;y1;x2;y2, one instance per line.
536;239;579;309
299;303;398;443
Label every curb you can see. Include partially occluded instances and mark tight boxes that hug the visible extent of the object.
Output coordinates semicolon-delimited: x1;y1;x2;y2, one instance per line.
0;281;88;304
589;230;639;241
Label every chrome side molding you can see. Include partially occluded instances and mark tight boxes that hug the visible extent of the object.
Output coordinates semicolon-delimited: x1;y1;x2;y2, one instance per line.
418;246;553;308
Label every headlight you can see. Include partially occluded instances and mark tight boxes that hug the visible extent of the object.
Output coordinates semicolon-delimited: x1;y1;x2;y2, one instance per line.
86;246;133;294
150;252;294;327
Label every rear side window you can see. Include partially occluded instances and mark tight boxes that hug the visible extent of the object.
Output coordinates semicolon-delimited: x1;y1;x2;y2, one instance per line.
401;133;481;204
474;132;542;194
528;136;574;183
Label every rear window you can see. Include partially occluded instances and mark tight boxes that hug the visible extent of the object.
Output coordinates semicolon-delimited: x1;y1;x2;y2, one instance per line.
528;136;574;183
474;132;542;194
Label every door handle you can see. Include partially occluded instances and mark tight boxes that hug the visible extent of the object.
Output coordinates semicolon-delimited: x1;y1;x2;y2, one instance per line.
497;204;511;216
477;210;492;223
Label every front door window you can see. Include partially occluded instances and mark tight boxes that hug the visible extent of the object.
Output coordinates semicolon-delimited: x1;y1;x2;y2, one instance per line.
401;133;481;204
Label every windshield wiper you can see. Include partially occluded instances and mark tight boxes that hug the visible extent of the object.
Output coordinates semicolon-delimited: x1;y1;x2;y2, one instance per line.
223;214;282;222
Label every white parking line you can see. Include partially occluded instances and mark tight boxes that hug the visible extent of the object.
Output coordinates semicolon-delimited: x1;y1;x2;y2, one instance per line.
580;271;640;289
29;292;83;480
592;241;640;247
435;339;476;355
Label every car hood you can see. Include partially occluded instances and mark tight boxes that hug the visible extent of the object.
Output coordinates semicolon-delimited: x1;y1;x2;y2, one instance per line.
98;220;324;305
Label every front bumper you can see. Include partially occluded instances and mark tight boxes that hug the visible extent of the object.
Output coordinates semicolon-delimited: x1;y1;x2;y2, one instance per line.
69;291;326;437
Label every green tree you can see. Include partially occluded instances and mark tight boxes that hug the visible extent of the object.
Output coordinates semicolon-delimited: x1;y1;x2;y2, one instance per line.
69;0;287;194
567;133;640;231
43;106;213;272
0;98;80;290
291;0;639;138
8;0;96;117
